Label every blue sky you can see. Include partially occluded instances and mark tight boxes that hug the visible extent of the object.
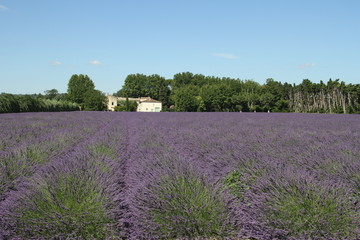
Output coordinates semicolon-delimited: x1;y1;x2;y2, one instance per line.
1;0;359;94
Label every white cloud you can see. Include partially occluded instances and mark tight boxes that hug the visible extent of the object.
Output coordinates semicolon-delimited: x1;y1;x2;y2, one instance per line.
49;61;61;66
212;53;239;59
298;63;316;69
89;60;102;66
0;5;8;11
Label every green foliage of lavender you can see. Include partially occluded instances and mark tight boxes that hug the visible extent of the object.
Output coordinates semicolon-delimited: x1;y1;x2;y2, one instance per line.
223;169;254;202
222;163;358;239
90;143;118;160
263;178;357;239
145;173;236;239
0;147;48;199
13;167;114;239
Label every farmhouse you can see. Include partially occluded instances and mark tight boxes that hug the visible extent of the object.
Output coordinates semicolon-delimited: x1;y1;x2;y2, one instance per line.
107;95;162;112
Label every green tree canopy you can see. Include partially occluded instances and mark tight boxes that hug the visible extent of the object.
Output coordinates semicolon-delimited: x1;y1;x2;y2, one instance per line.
172;85;199;112
67;74;95;110
83;90;107;111
0;93;20;113
114;99;138;112
44;89;59;99
199;84;233;112
119;73;170;106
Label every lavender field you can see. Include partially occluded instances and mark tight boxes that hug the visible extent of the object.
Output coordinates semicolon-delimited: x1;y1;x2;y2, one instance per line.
0;112;359;240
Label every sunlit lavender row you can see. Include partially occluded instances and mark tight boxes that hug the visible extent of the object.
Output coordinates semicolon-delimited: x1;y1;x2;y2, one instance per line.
0;112;359;239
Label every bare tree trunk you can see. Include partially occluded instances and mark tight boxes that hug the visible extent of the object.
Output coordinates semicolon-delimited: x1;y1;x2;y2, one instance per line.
327;93;332;113
341;92;346;113
348;92;352;109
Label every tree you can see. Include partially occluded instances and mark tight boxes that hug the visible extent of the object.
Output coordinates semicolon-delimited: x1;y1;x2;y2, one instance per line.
18;95;41;112
83;90;107;111
274;99;289;112
113;89;124;97
0;93;20;113
199;84;233;111
172;85;199;112
119;74;170;106
260;92;275;111
114;99;138;112
67;74;95;110
172;72;194;89
231;94;249;112
145;74;170;105
263;79;285;101
44;89;59;99
121;74;147;97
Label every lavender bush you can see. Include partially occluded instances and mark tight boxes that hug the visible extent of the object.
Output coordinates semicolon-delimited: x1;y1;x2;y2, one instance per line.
263;176;356;239
0;112;359;239
3;154;116;239
131;160;238;239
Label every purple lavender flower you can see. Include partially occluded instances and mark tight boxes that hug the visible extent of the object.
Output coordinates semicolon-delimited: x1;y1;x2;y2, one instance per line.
0;112;359;239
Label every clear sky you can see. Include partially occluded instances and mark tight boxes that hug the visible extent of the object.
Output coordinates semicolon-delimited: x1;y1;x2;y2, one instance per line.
1;0;359;94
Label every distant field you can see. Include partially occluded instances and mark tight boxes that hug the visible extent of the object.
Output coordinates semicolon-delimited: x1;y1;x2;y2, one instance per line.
0;112;359;239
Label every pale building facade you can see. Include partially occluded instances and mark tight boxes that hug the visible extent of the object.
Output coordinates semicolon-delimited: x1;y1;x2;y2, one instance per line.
136;98;162;112
107;95;118;111
106;95;162;112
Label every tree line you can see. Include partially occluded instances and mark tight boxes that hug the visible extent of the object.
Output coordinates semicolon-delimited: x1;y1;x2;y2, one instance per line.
1;74;107;113
0;93;79;113
116;72;360;113
1;73;359;113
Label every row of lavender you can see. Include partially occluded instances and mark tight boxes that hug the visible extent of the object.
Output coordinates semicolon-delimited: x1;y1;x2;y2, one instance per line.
1;112;359;239
0;112;127;238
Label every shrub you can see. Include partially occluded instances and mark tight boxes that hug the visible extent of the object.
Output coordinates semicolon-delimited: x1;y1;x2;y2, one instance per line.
4;158;116;239
138;171;237;239
263;178;358;239
115;99;138;112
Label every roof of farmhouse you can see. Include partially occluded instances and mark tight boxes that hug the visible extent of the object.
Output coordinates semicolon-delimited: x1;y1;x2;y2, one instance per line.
140;98;161;103
114;96;161;103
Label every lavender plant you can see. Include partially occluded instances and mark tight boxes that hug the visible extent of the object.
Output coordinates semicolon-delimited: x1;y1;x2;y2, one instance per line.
135;169;237;239
2;155;117;239
259;175;358;239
